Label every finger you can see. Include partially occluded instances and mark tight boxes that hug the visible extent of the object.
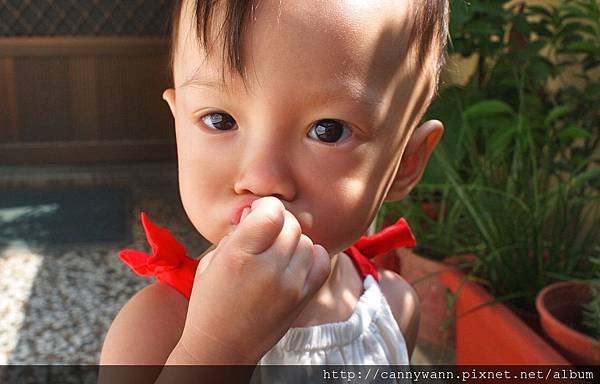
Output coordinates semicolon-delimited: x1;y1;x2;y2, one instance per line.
284;233;315;283
302;244;332;297
230;196;285;255
263;209;303;267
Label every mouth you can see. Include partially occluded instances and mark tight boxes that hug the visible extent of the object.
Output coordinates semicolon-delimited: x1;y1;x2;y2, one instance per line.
230;196;262;225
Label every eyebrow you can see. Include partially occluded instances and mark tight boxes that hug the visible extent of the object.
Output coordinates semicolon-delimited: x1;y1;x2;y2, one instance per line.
179;73;384;119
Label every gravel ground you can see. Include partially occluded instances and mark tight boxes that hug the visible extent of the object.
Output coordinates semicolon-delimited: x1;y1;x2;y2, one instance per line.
0;163;209;364
0;162;449;365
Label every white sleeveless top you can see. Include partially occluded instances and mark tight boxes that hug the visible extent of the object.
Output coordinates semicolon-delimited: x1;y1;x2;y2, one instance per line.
258;274;410;365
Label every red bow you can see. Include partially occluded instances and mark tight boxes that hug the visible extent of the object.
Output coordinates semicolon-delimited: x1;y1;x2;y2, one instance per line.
345;217;416;281
119;212;199;299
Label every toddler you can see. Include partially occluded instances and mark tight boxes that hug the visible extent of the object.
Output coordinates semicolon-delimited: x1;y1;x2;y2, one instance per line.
101;0;448;375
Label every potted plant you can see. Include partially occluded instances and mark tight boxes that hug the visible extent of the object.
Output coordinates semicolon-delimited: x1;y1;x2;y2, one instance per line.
536;262;600;365
380;0;599;364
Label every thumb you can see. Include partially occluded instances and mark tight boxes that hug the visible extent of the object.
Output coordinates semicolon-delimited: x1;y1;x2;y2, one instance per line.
228;196;286;255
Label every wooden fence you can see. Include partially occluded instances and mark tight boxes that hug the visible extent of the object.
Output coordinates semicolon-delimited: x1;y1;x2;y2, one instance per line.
0;37;176;164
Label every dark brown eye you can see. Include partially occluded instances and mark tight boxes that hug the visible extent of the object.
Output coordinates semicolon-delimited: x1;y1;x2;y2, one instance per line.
308;119;351;143
201;112;237;131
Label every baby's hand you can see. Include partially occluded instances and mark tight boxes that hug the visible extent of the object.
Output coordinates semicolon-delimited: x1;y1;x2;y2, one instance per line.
180;196;331;364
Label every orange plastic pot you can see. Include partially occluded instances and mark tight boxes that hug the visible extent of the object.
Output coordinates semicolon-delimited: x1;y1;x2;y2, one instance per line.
440;265;569;365
536;281;600;365
395;248;454;348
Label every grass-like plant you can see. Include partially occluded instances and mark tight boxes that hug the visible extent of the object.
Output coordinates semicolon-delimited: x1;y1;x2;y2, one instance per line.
379;0;600;313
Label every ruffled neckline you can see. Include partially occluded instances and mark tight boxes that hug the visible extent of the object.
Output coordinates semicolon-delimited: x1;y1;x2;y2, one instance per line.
273;274;385;352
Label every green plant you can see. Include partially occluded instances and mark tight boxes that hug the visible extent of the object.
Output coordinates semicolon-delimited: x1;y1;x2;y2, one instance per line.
582;284;600;340
379;0;600;313
582;256;600;339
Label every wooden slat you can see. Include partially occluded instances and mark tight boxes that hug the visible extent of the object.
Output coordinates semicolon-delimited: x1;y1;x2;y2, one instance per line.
0;57;18;142
0;37;168;57
15;57;71;142
96;55;172;141
69;57;98;140
0;140;176;165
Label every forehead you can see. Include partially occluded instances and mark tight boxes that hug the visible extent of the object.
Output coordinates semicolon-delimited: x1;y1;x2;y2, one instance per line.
175;0;413;79
174;0;429;120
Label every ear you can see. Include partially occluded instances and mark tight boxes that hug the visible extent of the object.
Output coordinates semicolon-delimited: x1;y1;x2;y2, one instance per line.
162;88;176;119
385;120;444;202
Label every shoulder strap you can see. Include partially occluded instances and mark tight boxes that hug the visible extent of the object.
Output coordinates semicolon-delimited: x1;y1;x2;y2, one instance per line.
344;218;416;282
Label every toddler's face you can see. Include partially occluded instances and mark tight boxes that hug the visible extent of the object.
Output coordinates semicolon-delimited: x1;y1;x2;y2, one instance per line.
164;0;440;256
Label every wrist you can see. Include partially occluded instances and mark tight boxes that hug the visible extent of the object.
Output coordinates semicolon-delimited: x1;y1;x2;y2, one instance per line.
173;328;260;365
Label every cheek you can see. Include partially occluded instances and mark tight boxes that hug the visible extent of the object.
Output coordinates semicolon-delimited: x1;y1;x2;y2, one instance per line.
175;118;237;244
301;149;392;255
308;178;372;254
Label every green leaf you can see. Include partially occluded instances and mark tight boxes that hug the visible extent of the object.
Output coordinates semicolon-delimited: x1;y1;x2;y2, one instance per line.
584;83;600;99
570;168;600;189
562;5;587;18
564;41;599;55
528;5;552;19
525;40;547;54
529;57;553;84
451;0;471;26
544;105;575;126
471;3;508;18
556;22;586;37
464;100;514;121
530;23;552;38
488;126;516;160
557;125;592;142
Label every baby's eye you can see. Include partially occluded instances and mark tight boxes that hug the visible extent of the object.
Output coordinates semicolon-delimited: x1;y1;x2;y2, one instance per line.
308;119;352;144
200;112;237;131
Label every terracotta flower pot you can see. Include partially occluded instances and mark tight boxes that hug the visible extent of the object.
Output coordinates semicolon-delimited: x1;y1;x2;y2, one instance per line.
536;281;600;365
440;263;570;365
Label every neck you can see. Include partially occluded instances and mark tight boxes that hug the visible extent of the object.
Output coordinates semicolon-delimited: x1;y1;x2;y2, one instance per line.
290;252;363;328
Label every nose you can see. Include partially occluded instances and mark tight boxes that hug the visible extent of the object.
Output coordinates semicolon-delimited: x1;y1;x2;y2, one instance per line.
233;136;297;201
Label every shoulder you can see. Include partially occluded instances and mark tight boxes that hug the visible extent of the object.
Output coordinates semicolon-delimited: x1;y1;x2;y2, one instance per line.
376;268;420;359
100;282;188;364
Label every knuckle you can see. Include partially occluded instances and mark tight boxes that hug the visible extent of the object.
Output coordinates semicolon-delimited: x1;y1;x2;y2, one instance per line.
225;250;253;271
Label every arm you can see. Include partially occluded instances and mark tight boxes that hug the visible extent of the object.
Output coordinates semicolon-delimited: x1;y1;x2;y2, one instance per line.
378;269;421;360
100;283;188;365
98;283;185;384
98;283;254;384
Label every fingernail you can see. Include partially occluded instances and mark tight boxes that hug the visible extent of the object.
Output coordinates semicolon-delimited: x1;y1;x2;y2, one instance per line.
241;206;250;222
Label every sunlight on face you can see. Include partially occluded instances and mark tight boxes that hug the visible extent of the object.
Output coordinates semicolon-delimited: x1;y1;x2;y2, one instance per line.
169;0;436;255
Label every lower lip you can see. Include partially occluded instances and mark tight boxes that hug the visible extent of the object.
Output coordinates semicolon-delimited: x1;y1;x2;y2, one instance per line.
231;205;250;225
